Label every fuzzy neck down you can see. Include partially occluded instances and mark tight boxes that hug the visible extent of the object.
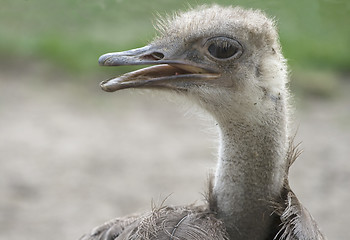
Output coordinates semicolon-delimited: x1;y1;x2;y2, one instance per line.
211;94;289;240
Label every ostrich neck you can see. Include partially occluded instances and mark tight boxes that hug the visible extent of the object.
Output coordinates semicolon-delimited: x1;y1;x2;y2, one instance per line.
213;106;288;240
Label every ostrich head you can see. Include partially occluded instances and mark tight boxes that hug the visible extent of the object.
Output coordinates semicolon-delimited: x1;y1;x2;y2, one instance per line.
98;6;293;239
99;5;288;123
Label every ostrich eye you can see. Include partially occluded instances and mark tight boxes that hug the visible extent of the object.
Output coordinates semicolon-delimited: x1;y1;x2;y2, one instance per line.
206;37;242;60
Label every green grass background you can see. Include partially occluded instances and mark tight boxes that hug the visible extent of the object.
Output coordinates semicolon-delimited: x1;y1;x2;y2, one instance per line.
1;0;349;83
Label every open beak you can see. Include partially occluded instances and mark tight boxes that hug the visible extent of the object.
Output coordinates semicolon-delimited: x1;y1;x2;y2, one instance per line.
98;45;220;92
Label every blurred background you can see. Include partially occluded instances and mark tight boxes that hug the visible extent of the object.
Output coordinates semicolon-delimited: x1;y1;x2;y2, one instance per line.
0;0;349;239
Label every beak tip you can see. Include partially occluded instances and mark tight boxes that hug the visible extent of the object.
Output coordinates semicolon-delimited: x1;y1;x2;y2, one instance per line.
100;80;118;92
98;55;108;66
100;81;109;91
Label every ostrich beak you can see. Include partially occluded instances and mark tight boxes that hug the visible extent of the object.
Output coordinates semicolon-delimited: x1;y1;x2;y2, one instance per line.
98;45;219;92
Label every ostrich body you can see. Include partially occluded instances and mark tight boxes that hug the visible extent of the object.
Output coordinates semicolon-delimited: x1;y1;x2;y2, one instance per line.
81;5;325;240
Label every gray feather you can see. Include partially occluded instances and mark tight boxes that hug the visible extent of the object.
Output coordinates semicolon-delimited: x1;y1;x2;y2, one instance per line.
80;205;229;240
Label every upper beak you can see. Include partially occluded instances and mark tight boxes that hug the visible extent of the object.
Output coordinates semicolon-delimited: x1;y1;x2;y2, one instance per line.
98;45;220;92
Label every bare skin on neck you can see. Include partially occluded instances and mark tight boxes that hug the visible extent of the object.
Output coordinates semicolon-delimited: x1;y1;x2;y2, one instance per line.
215;120;287;239
198;87;287;239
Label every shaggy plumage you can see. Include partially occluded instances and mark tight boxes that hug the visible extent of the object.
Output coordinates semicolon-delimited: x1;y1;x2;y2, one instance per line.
80;146;325;240
81;5;326;240
80;206;229;240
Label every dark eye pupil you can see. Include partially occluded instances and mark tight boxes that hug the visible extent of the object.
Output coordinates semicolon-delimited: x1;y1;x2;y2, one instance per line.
208;42;238;59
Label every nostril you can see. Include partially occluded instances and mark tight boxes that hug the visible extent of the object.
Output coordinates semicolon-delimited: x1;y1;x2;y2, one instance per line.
141;52;165;61
151;52;165;60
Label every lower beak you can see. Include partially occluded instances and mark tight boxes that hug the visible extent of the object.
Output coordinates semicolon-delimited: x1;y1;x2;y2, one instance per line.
98;45;220;92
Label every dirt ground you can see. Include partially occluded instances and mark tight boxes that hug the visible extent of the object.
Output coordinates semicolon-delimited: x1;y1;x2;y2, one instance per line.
1;62;349;240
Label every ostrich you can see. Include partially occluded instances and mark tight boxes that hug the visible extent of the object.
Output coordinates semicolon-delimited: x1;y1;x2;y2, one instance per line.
81;5;325;240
